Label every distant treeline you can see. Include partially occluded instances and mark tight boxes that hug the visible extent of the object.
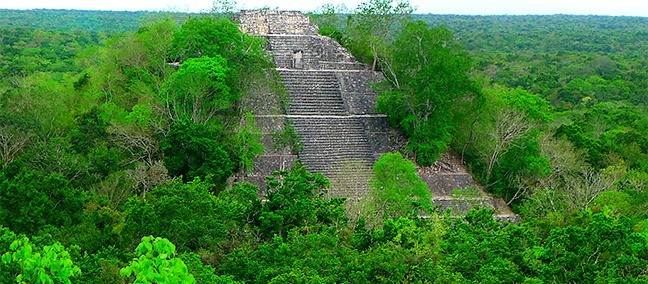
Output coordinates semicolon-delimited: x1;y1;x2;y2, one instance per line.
416;14;648;105
0;9;196;32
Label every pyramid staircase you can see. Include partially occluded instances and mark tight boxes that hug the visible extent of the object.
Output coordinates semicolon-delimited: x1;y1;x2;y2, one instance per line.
277;68;377;196
237;10;518;219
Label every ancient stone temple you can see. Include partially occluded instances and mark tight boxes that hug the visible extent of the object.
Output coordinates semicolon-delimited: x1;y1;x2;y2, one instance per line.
237;10;516;219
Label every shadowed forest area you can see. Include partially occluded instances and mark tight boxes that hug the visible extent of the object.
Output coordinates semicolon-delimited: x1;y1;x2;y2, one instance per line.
1;2;647;283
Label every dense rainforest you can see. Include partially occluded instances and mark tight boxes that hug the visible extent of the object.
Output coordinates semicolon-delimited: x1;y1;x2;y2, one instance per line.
1;1;648;282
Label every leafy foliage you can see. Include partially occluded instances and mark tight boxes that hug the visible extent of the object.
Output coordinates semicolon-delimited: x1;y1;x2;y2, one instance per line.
345;0;414;70
1;234;81;284
161;118;235;187
122;179;227;251
232;113;264;173
120;236;196;283
259;165;347;238
162;56;234;124
369;152;431;219
376;21;480;165
0;170;85;235
270;119;303;154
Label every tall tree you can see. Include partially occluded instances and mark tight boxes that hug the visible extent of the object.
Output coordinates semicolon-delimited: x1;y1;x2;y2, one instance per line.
346;0;413;71
161;118;235;187
369;152;431;220
376;21;480;165
161;56;234;124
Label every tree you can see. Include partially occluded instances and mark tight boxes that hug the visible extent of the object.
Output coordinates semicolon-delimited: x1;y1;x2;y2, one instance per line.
441;209;540;283
368;152;431;220
0;128;30;169
161;118;235;187
346;0;414;71
311;4;349;43
1;235;81;284
478;86;551;179
0;170;85;235
535;211;648;283
180;253;241;284
376;21;480;165
457;86;552;204
86;19;176;110
122;179;228;251
210;0;238;19
169;16;272;114
232;113;263;174
120;236;196;284
162;56;234;124
171;17;239;62
260;165;347;238
102;100;164;171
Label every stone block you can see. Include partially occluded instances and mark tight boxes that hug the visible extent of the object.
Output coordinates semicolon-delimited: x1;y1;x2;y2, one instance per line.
252;155;298;175
337;71;384;94
255;116;287;133
421;173;478;196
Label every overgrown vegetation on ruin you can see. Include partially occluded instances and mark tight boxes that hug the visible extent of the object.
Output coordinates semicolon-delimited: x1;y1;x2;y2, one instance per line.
1;1;648;282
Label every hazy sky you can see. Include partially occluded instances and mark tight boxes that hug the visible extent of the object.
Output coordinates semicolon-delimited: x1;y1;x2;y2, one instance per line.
2;0;648;17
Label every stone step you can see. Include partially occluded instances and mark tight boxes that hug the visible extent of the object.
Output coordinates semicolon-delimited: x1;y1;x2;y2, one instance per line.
286;89;339;93
288;104;346;110
280;73;336;78
263;31;381;200
289;97;344;103
288;110;347;115
289;97;345;103
288;108;346;113
289;95;344;102
281;72;336;77
286;90;342;94
301;154;374;161
290;94;343;98
279;72;336;77
302;150;374;157
299;147;374;157
286;89;341;94
289;102;345;107
288;105;346;110
300;147;373;153
419;173;478;196
299;140;373;149
300;136;370;141
298;134;371;142
299;135;370;141
268;38;312;43
294;126;366;132
296;124;366;130
280;72;336;77
288;111;347;115
282;79;337;84
278;69;337;75
284;82;339;87
301;160;373;172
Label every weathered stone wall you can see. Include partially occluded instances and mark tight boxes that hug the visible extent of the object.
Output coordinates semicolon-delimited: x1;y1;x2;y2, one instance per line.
237;10;318;35
238;76;285;115
242;115;297;192
266;35;366;70
336;71;383;114
359;116;406;155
